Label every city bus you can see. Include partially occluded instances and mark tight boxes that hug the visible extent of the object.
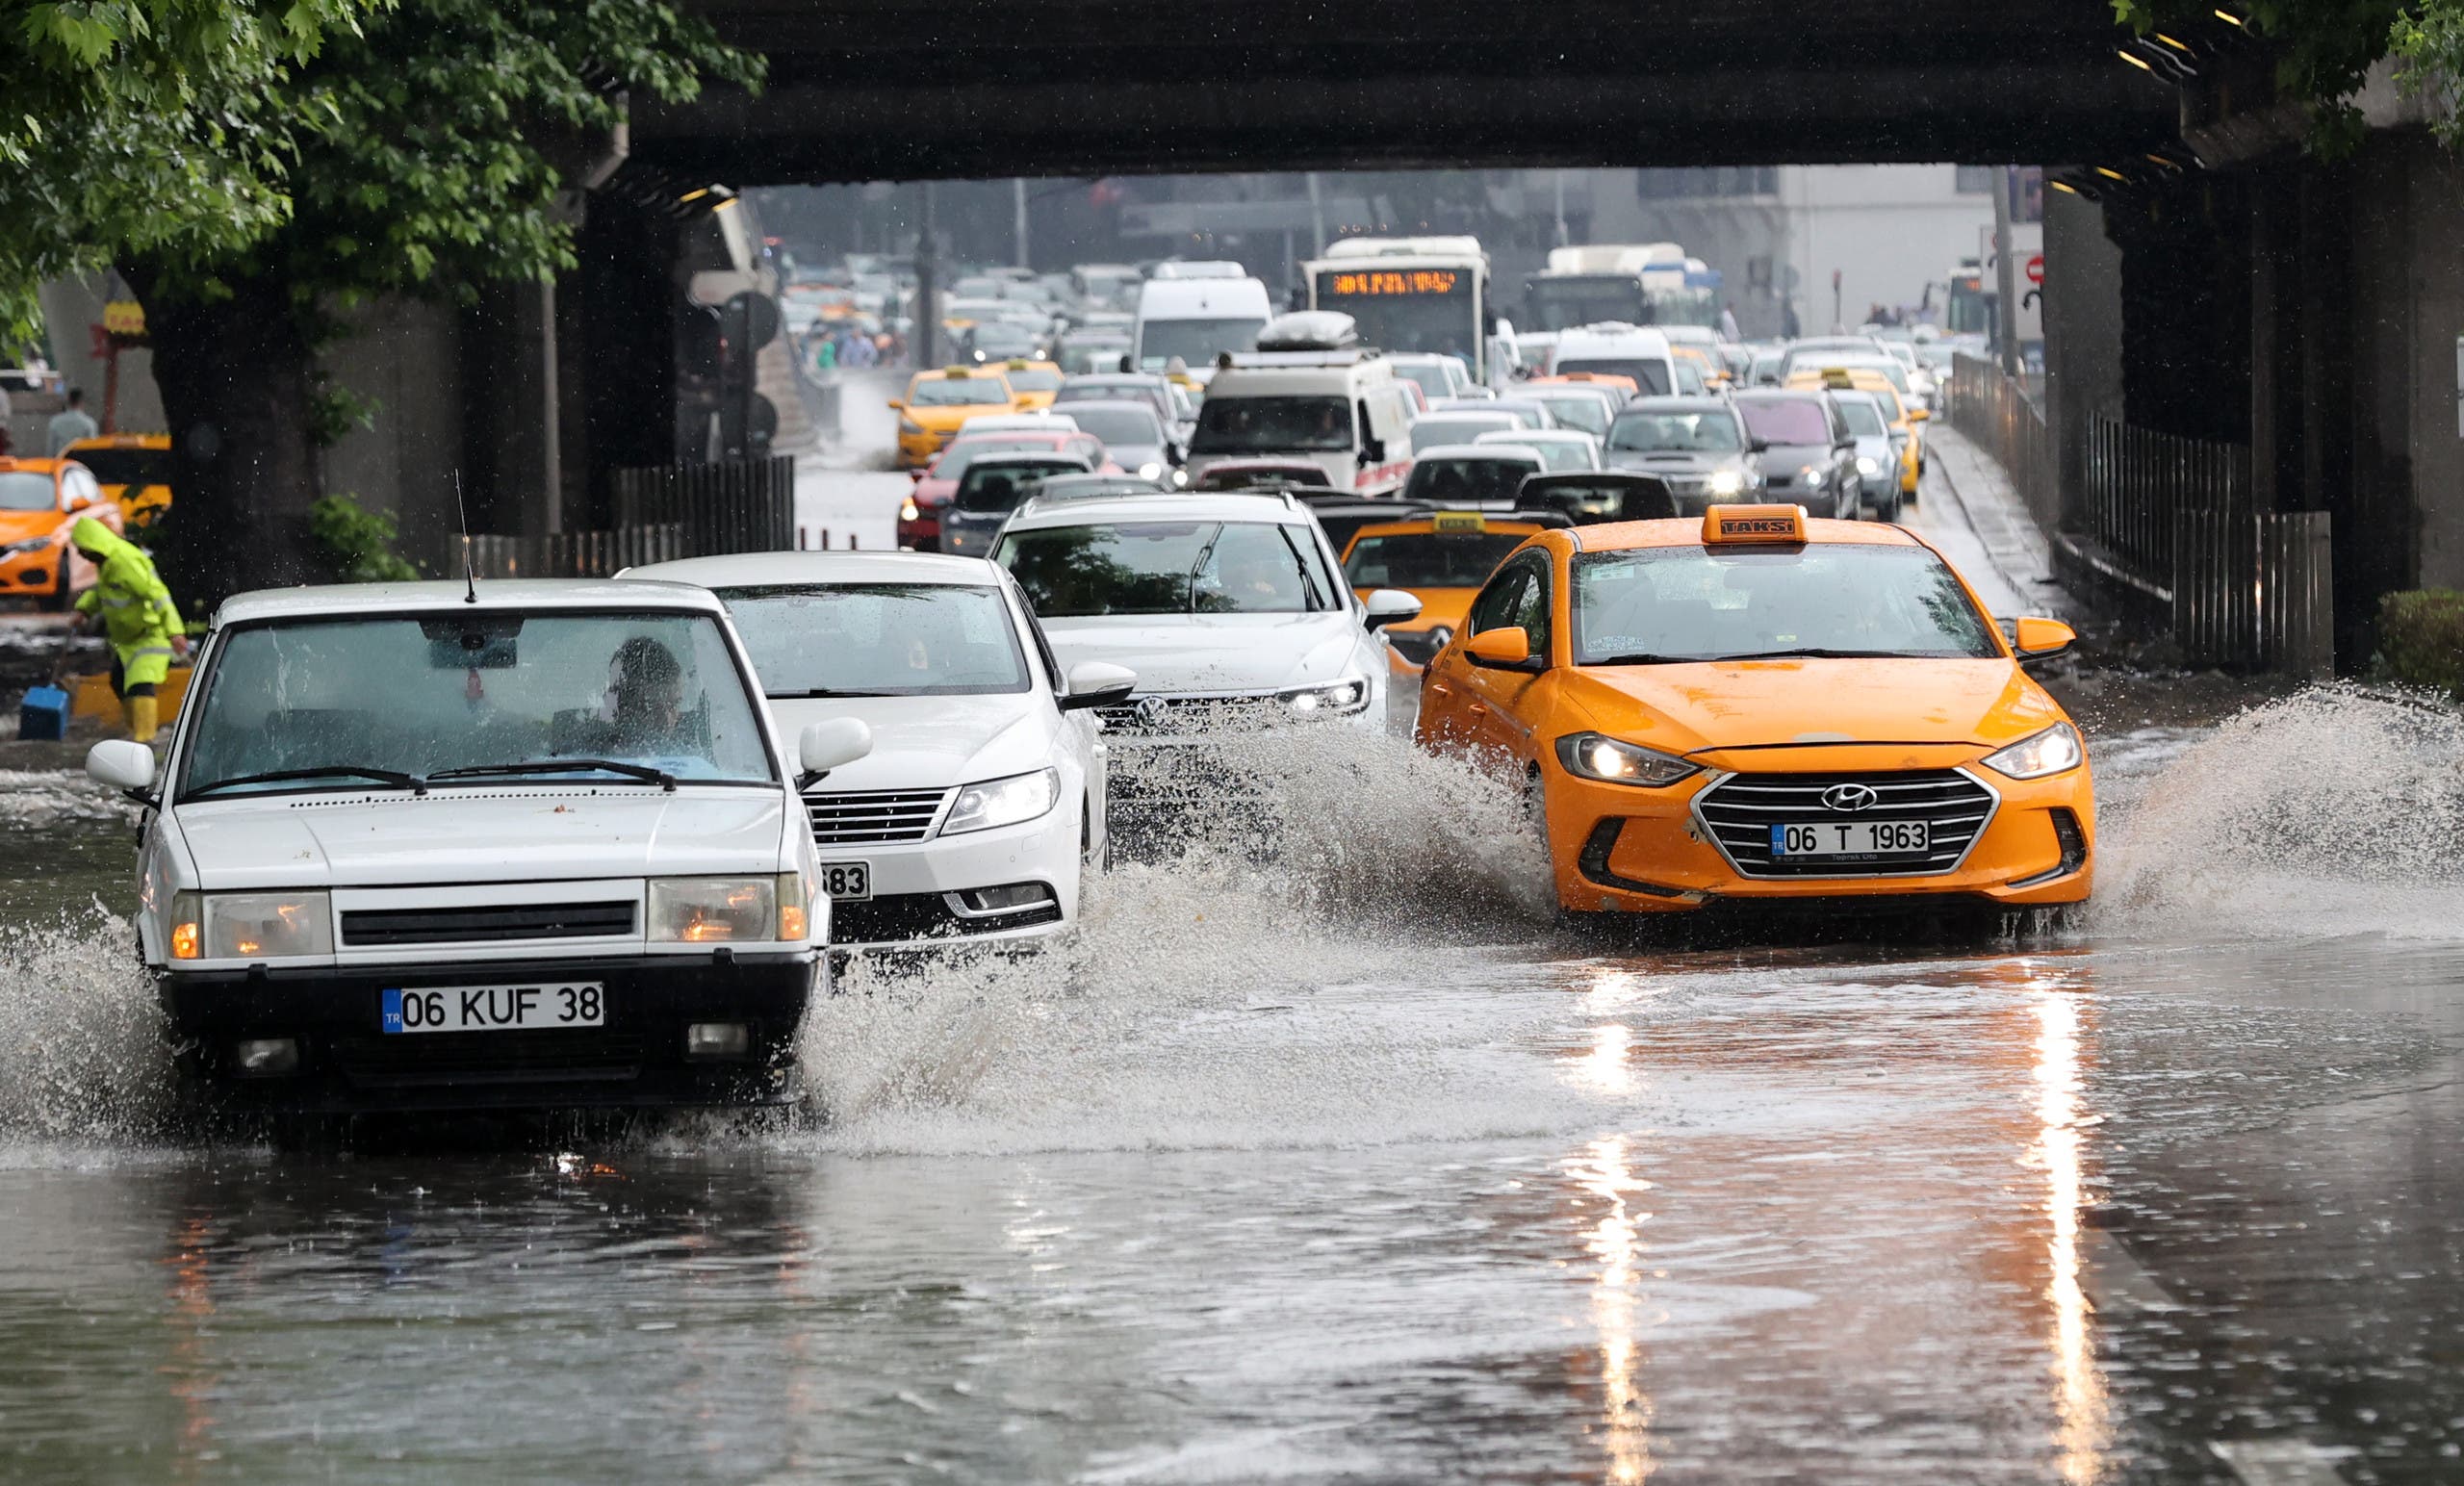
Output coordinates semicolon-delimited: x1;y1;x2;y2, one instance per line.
1523;243;1722;334
1304;236;1493;384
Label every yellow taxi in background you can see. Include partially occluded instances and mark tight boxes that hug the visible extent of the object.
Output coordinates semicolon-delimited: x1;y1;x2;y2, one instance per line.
1417;503;2092;926
58;432;173;528
0;456;123;610
888;367;1018;470
999;359;1065;411
1340;509;1559;676
1786;366;1925;499
1672;344;1731;392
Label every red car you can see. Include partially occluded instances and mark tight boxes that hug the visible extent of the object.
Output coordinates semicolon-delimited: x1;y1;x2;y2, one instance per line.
901;430;1116;551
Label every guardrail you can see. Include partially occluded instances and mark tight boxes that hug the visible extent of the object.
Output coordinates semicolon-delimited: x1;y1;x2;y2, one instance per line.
1944;354;2059;537
2081;412;2251;600
449;456;796;579
2174;509;2334;678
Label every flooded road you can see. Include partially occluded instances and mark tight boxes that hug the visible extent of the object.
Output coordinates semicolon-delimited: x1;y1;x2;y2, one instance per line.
3;690;2462;1483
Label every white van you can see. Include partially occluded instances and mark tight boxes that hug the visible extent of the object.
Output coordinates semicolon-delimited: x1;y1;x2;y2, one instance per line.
1184;338;1419;497
1132;274;1272;383
85;579;862;1117
1547;323;1681;398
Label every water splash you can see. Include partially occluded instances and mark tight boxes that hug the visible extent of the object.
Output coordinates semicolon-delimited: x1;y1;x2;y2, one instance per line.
0;909;177;1149
2097;685;2464;940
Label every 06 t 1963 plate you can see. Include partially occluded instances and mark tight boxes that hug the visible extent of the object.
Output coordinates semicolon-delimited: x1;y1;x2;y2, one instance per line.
382;983;604;1035
1770;821;1930;858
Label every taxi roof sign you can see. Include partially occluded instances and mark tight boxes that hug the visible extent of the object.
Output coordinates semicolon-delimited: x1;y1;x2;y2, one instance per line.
1703;504;1809;545
1430;510;1488;534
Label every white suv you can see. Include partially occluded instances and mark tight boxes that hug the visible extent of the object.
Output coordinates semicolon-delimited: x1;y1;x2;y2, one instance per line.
989;491;1421;737
83;579;856;1116
625;551;1132;950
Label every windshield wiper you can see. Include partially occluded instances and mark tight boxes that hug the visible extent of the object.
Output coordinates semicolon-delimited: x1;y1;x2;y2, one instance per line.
427;758;677;790
1703;648;1932;661
1586;653;1699;666
768;689;892;699
183;766;426;799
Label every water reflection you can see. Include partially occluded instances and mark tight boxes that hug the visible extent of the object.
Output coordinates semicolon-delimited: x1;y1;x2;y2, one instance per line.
1573;1136;1654;1481
2032;975;2110;1482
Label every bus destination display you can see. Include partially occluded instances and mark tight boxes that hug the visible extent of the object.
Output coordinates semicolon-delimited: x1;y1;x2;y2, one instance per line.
1322;270;1463;297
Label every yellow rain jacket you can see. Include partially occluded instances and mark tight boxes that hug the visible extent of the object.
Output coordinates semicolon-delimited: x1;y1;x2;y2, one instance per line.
69;516;181;688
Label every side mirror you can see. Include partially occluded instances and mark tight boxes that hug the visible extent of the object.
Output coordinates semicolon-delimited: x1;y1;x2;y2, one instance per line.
1464;626;1534;670
1357;440;1384;466
87;738;157;795
1363;588;1423;631
1907;407;1931;423
1060;660;1138;711
886;399;906;411
796;718;873;789
1749;439;1771;454
2013;616;2077;661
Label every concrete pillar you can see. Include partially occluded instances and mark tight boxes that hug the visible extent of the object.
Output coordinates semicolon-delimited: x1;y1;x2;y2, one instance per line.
2040;185;2124;533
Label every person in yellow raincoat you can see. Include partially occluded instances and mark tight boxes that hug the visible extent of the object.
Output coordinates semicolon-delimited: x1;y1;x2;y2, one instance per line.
68;516;186;743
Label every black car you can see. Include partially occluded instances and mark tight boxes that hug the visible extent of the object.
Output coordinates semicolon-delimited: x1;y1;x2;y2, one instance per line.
1730;389;1861;520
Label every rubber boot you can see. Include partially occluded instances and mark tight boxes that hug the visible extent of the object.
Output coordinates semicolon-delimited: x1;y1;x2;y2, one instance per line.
127;695;159;744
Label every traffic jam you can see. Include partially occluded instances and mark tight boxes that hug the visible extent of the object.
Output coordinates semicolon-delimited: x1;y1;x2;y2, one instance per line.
73;238;2095;1122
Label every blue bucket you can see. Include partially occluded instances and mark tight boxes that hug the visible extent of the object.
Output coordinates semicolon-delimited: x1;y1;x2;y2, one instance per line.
17;685;70;742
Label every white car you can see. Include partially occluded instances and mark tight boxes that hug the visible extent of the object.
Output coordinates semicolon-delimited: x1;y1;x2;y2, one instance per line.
82;580;860;1115
624;551;1132;951
1474;426;1604;473
988;491;1421;737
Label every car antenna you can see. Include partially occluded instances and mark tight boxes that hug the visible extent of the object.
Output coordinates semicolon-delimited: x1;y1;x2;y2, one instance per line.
453;471;477;603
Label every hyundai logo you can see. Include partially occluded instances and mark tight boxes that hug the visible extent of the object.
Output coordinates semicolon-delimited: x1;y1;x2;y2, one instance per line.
1821;783;1880;813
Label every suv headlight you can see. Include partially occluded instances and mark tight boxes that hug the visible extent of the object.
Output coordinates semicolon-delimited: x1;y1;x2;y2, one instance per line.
649;877;779;943
942;768;1059;835
1137;461;1164;481
1981;723;2084;781
173;891;335;960
1707;470;1743;496
1855;456;1880;476
1280;675;1372;716
1554;733;1700;788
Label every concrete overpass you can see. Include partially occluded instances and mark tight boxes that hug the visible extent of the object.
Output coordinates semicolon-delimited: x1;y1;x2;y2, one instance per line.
640;0;2182;181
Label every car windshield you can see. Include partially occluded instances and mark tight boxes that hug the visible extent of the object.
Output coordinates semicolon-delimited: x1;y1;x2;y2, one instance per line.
1571;546;2001;664
1531;396;1610;436
1063;405;1165;447
1553;357;1672;395
999;520;1337;616
179;612;775;796
1837;399;1888;437
910;377;1012;407
1737;398;1832;447
714;584;1030;698
1344;530;1527;588
1060;344;1129;373
1411;416;1514;447
957;460;1086;512
1608;410;1745;452
1404;457;1536;505
0;472;55;511
1138;318;1266;369
1391;363;1455;399
64;448;173;486
1003;367;1063;392
1190;396;1352;454
936;437;1055;480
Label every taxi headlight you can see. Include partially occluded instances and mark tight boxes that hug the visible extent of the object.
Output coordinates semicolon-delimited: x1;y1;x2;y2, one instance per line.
1707;470;1743;497
941;768;1059;836
196;891;334;960
1554;732;1700;788
898;414;925;435
1137;461;1164;481
900;496;921;522
649;877;779;943
1981;723;2084;781
0;535;52;558
1280;675;1372;716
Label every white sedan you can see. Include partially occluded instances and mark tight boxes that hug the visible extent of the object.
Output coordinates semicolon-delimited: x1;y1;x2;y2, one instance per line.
626;552;1132;951
988;490;1420;736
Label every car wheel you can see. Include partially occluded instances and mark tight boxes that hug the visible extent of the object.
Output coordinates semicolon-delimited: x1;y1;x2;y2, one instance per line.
43;560;78;613
1879;487;1904;524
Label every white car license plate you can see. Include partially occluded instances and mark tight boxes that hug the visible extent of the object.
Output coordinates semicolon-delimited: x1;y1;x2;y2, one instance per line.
382;983;603;1035
1770;821;1931;858
820;862;872;901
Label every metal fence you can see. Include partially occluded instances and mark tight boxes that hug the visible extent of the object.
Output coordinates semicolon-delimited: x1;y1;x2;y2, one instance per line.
2173;509;2335;678
1944;354;2059;536
447;457;797;579
2082;413;2251;598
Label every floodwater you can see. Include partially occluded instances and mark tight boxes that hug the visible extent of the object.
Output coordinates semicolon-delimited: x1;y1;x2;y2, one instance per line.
3;689;2463;1483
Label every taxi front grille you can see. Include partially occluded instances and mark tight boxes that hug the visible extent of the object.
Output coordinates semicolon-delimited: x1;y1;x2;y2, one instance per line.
806;787;951;845
1695;769;1995;880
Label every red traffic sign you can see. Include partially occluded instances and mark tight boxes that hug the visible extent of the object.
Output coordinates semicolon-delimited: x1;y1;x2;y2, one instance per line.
2024;253;2045;286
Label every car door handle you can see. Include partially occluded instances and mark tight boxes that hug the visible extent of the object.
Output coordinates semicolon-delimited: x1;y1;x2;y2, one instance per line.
1468;703;1488;717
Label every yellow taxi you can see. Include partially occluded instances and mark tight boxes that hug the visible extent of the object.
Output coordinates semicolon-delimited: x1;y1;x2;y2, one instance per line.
1417;504;2092;924
58;432;173;528
998;359;1065;411
1671;344;1731;392
888;367;1018;470
0;456;124;610
1786;366;1925;499
1339;509;1559;677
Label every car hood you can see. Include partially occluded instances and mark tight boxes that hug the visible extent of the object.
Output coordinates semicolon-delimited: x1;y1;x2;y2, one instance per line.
766;693;1055;791
1040;612;1365;695
0;509;65;541
1557;658;2062;756
1755;441;1833;472
1603;449;1749;475
172;788;790;890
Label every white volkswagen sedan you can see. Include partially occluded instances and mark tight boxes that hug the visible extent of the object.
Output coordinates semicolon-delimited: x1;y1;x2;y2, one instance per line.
626;552;1132;950
988;491;1421;737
